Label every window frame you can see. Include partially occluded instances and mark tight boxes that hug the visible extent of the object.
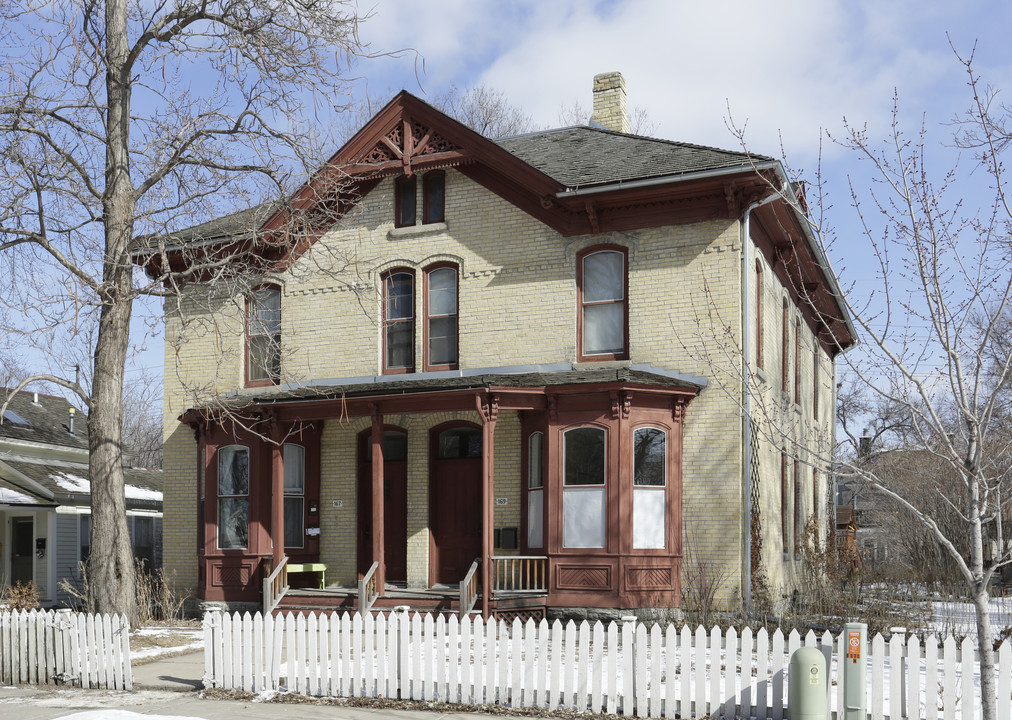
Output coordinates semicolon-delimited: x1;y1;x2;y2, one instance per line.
755;260;764;370
382;268;416;374
813;342;820;420
395;175;417;228
245;284;282;388
794;317;801;404
526;431;545;550
562;425;608;549
422;170;445;224
576;245;629;362
283;443;306;550
217;444;250;551
781;451;789;555
781;299;789;394
422;262;459;371
632;425;668;550
793;458;801;554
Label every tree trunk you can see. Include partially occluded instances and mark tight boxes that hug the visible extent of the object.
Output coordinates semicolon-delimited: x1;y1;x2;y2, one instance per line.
973;581;997;720
86;0;136;620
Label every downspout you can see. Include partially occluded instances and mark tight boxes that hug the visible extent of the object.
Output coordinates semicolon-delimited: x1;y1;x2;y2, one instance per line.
741;189;782;613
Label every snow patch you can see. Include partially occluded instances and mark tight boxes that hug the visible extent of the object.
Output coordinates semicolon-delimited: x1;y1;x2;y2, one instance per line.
125;484;162;501
54;712;202;720
51;471;90;493
0;487;37;504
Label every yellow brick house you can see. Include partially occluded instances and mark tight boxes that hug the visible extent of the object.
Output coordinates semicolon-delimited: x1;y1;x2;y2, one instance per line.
144;73;855;618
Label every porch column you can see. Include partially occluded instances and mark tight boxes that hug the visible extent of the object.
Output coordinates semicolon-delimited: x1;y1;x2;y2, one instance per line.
269;417;285;568
370;407;385;591
477;392;499;619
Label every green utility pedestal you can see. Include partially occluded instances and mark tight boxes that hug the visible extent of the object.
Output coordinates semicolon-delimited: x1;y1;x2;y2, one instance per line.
789;646;827;720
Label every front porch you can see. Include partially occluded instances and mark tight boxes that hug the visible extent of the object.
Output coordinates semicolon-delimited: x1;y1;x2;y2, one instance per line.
188;367;698;617
265;555;549;622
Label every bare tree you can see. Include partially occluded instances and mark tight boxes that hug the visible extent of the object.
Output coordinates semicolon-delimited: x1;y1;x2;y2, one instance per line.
558;99;659;136
719;47;1012;718
0;0;372;619
122;372;163;469
430;83;540;139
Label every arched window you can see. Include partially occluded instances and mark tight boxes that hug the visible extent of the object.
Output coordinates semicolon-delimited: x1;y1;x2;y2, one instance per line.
577;246;628;361
527;432;544;549
217;445;249;550
424;264;458;370
246;285;281;385
563;426;607;548
781;299;789;393
383;269;415;373
283;444;305;549
632;427;667;549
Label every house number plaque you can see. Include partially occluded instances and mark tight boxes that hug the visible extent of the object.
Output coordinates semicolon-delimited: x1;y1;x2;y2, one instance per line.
496;497;508;505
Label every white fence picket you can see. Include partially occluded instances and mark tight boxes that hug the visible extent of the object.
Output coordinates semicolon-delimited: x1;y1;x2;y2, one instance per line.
198;609;1012;720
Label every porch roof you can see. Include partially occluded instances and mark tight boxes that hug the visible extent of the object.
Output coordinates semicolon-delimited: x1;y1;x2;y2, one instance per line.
182;364;706;421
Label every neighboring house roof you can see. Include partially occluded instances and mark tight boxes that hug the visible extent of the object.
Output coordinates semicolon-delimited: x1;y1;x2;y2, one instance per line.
496;126;766;189
0;459;162;508
0;388;87;448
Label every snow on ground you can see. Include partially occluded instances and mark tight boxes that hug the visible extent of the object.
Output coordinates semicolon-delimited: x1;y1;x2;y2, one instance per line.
129;624;204;663
52;712;200;720
930;593;1012;640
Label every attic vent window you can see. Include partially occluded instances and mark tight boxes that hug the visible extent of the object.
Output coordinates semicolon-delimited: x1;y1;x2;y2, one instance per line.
395;171;445;228
2;409;31;427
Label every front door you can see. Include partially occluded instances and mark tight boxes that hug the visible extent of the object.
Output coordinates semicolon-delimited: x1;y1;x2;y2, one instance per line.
357;429;408;583
430;424;483;584
10;517;33;585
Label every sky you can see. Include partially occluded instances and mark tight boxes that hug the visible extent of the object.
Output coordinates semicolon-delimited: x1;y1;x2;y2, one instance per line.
14;0;1012;409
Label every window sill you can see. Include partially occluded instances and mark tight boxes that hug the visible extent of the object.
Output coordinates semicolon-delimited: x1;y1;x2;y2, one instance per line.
572;360;632;370
388;222;447;240
755;367;768;384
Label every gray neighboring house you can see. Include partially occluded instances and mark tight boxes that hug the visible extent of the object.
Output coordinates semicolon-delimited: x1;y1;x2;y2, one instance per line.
0;387;162;607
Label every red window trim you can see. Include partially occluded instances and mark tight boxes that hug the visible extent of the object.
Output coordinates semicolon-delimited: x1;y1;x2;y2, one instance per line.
576;244;629;362
781;299;789;393
395;175;416;228
422;262;459;371
794;317;801;404
381;268;415;374
244;284;281;388
422;170;445;225
793;458;800;553
755;260;764;370
781;451;789;554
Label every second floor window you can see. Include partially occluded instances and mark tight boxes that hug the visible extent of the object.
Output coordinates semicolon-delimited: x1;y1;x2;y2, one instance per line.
247;286;281;385
578;247;628;360
756;260;764;370
781;299;789;393
383;270;415;372
424;264;458;369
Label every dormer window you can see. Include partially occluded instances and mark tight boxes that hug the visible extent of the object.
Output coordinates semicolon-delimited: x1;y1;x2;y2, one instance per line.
246;285;281;386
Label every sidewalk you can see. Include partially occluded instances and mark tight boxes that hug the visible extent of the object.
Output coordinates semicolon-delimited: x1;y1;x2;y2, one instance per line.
0;651;507;720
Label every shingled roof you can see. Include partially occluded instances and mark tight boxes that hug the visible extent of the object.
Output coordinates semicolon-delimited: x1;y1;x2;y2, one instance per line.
0;388;87;448
497;126;767;189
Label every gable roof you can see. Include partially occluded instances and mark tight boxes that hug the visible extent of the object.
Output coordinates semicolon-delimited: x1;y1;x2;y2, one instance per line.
138;90;855;353
0;388;87;449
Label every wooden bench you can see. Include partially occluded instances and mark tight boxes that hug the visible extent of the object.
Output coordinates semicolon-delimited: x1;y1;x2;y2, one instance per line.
286;562;327;589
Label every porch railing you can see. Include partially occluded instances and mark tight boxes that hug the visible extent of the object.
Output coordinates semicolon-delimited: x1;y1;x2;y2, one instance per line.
491;555;548;594
262;555;288;613
358;561;379;614
459;558;480;617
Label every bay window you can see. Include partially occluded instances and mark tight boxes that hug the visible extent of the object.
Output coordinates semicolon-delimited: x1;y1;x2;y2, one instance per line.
218;445;249;550
578;246;628;360
632;427;667;549
563;427;606;548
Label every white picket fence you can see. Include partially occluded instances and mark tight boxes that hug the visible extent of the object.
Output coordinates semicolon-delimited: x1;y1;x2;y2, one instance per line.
204;609;1012;719
0;609;132;690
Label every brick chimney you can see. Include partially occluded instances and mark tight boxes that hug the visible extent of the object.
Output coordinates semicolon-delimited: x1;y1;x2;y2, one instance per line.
590;72;629;133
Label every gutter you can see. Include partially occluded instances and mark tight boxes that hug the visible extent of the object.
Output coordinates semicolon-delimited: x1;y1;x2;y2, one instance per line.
556;161;781;198
741;189;782;613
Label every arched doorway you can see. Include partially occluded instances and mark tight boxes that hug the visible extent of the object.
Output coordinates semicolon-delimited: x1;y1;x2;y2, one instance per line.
357;427;408;583
429;422;483;584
